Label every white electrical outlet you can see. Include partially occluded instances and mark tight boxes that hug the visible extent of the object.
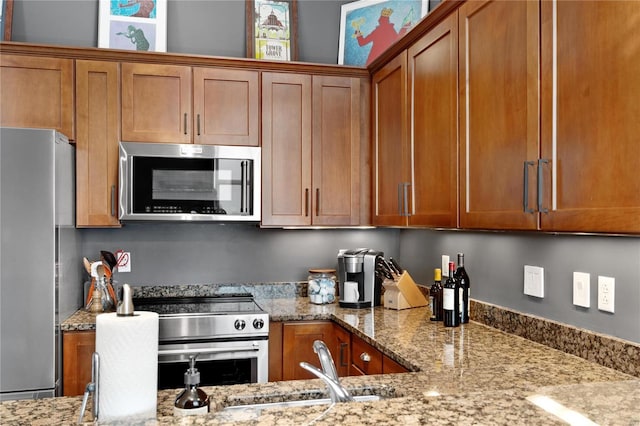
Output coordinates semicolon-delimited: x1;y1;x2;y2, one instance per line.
442;255;450;277
598;276;615;313
524;265;544;298
572;272;590;308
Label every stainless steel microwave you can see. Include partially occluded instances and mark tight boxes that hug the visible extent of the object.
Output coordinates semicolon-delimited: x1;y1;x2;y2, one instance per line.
119;142;261;222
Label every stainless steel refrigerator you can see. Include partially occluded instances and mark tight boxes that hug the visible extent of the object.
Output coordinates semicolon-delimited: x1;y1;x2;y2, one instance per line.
0;127;79;400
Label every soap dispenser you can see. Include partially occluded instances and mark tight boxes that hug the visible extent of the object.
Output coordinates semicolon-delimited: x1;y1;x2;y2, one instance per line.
174;355;210;416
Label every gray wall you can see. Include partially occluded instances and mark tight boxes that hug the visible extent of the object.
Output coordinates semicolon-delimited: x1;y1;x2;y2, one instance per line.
82;224;400;284
399;230;640;343
10;1;639;344
9;0;354;64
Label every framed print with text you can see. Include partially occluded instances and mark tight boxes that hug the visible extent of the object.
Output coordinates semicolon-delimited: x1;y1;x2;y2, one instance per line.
98;0;167;52
246;0;298;61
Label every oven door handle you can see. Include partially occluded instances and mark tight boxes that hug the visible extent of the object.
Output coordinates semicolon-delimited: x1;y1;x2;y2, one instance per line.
158;345;260;357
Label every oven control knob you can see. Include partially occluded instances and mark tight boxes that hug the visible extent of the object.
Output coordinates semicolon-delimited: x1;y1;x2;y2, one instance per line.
234;319;246;330
253;318;264;329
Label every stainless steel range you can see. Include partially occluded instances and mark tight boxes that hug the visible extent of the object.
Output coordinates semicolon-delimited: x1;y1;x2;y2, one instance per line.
133;293;269;389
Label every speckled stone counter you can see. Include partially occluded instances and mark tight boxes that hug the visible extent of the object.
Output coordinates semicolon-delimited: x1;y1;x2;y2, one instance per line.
5;294;639;425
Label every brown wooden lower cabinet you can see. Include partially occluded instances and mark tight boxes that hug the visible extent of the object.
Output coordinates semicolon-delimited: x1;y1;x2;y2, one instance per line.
62;330;95;396
273;320;408;381
282;321;338;381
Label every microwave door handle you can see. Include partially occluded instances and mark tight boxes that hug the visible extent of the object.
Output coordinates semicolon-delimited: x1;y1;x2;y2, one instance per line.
240;161;247;213
158;345;260;357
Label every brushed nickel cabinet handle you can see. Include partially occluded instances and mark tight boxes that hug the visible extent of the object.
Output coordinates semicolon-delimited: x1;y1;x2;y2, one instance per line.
339;342;349;367
523;161;535;213
305;188;309;217
197;114;201;136
183;113;188;135
315;188;320;217
538;159;549;213
403;182;410;217
110;185;116;217
360;352;371;362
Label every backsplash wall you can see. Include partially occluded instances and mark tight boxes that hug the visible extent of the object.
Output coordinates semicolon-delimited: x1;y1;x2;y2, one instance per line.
81;225;640;343
82;224;400;284
399;229;640;344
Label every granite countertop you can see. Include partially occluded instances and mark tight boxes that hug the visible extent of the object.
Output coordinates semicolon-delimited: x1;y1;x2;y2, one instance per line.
3;297;639;425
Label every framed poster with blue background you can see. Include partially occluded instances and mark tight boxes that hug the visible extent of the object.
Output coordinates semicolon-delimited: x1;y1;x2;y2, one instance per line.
338;0;430;66
98;0;167;52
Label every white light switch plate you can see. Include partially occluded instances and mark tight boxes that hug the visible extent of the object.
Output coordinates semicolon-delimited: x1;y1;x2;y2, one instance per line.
524;265;544;298
598;276;615;313
573;272;590;308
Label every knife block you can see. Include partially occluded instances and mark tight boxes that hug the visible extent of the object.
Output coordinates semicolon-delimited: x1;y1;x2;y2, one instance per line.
383;271;428;310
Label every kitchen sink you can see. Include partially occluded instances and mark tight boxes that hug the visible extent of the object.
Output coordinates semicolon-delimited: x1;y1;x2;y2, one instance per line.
222;394;383;412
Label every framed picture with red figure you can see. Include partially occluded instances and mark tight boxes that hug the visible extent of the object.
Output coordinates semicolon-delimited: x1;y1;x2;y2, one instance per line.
338;0;430;66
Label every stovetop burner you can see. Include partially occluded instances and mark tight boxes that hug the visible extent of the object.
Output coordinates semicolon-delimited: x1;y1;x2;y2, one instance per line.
133;293;263;316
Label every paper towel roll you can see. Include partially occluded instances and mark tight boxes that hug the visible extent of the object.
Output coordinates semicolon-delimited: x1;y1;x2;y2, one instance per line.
96;311;159;422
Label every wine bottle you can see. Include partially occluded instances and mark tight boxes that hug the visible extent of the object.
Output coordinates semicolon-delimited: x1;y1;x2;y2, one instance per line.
429;268;443;321
455;253;470;324
443;262;459;327
174;356;210;416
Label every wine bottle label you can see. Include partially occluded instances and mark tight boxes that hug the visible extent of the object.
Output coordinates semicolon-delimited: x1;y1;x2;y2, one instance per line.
174;405;209;416
443;288;454;310
429;296;435;317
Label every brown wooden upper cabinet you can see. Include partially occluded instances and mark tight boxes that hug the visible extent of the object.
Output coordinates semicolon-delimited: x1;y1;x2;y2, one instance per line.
458;0;640;234
121;63;259;146
373;14;458;228
0;54;74;139
539;0;640;233
372;52;409;227
458;0;540;231
407;13;458;227
261;72;362;226
75;60;121;228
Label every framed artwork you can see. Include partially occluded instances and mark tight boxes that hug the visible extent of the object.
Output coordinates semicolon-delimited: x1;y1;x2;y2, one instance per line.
339;0;430;66
98;0;167;52
1;0;13;41
246;0;298;61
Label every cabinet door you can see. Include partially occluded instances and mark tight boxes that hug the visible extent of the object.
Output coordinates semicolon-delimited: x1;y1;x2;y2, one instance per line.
121;63;191;143
62;331;95;396
311;76;361;226
458;0;540;230
76;60;121;227
282;322;334;380
193;68;259;146
372;52;409;226
408;14;458;227
540;1;640;233
261;72;312;226
0;55;74;139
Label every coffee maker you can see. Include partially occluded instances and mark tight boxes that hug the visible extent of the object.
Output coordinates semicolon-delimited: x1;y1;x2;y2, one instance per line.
337;248;384;308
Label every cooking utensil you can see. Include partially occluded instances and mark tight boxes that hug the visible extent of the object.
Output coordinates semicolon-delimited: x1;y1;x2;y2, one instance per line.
100;251;117;271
